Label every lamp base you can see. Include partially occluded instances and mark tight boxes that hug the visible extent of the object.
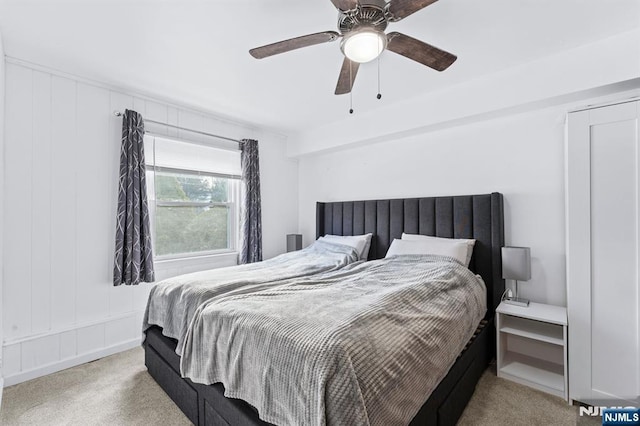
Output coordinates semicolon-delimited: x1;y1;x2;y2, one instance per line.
503;296;530;307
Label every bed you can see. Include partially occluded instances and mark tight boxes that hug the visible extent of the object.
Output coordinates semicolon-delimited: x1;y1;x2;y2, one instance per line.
143;240;361;359
144;192;505;425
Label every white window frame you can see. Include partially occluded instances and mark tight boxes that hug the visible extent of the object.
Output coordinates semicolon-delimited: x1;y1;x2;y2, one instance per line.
146;144;241;262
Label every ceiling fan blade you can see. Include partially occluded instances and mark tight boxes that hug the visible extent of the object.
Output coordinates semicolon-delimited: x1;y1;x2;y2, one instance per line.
388;0;438;21
386;32;457;71
335;58;360;95
250;31;340;59
330;0;359;11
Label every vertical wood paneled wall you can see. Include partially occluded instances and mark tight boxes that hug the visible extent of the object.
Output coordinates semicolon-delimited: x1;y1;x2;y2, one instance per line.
1;60;298;385
0;33;5;393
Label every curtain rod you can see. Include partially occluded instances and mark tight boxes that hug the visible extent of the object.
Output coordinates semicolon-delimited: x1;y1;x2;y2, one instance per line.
113;111;244;147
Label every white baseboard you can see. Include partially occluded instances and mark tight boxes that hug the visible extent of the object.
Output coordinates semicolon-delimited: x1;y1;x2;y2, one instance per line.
2;311;146;387
3;338;140;387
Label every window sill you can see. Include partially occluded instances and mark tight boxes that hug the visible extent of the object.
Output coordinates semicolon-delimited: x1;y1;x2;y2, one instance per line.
154;251;237;265
153;252;238;281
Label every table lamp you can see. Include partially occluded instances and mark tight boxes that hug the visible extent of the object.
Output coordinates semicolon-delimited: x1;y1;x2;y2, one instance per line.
286;234;302;252
502;246;531;307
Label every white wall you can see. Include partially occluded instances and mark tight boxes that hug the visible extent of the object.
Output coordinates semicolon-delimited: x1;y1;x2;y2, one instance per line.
298;91;639;307
260;131;299;258
1;59;298;386
0;29;6;396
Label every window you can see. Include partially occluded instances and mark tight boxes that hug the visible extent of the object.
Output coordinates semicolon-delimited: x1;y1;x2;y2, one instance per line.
145;134;241;260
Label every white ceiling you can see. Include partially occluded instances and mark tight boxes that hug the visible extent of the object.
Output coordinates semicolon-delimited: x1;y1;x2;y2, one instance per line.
0;0;638;133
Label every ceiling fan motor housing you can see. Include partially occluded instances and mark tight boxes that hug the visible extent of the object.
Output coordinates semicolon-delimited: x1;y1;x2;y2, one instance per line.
338;0;389;35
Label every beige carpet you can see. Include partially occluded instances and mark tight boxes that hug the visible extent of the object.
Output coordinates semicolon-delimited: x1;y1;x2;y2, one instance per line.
1;348;597;426
458;366;599;426
1;347;191;426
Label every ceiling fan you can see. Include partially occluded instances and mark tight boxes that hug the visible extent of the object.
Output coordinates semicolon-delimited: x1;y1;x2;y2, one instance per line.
249;0;457;95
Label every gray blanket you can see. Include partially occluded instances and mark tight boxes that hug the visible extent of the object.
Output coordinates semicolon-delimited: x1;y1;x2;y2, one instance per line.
180;254;487;426
143;240;359;355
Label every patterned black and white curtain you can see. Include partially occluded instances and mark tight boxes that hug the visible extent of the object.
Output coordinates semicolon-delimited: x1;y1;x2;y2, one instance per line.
113;109;154;286
239;139;263;264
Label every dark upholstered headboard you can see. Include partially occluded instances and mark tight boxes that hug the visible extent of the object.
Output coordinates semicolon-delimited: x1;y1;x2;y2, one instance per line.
316;193;505;315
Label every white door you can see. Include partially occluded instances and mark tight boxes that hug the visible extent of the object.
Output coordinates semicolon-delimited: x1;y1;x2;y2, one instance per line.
566;100;640;406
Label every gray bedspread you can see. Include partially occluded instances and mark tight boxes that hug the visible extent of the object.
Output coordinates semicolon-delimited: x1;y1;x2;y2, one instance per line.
143;240;359;356
180;254;487;426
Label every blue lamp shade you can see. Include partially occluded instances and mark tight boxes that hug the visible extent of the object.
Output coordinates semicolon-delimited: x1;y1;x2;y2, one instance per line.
501;247;531;281
286;234;302;252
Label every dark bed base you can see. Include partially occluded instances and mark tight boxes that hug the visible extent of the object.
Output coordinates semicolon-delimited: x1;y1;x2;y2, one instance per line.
144;193;504;425
144;319;493;426
145;326;272;426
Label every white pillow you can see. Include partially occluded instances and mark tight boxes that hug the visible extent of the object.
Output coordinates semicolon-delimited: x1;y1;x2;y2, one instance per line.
318;236;362;256
402;233;476;266
385;239;468;264
321;233;373;260
319;235;365;259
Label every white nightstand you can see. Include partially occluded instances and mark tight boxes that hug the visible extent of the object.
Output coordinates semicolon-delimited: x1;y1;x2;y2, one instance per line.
496;301;569;401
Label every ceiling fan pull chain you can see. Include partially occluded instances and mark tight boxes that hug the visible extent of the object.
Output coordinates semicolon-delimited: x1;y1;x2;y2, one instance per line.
377;52;382;100
349;60;354;114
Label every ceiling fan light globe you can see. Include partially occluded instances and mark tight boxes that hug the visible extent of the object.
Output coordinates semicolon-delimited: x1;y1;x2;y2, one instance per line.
341;30;386;63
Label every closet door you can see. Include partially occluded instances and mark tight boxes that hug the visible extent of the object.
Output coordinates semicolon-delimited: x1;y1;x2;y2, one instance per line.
567;101;640;405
